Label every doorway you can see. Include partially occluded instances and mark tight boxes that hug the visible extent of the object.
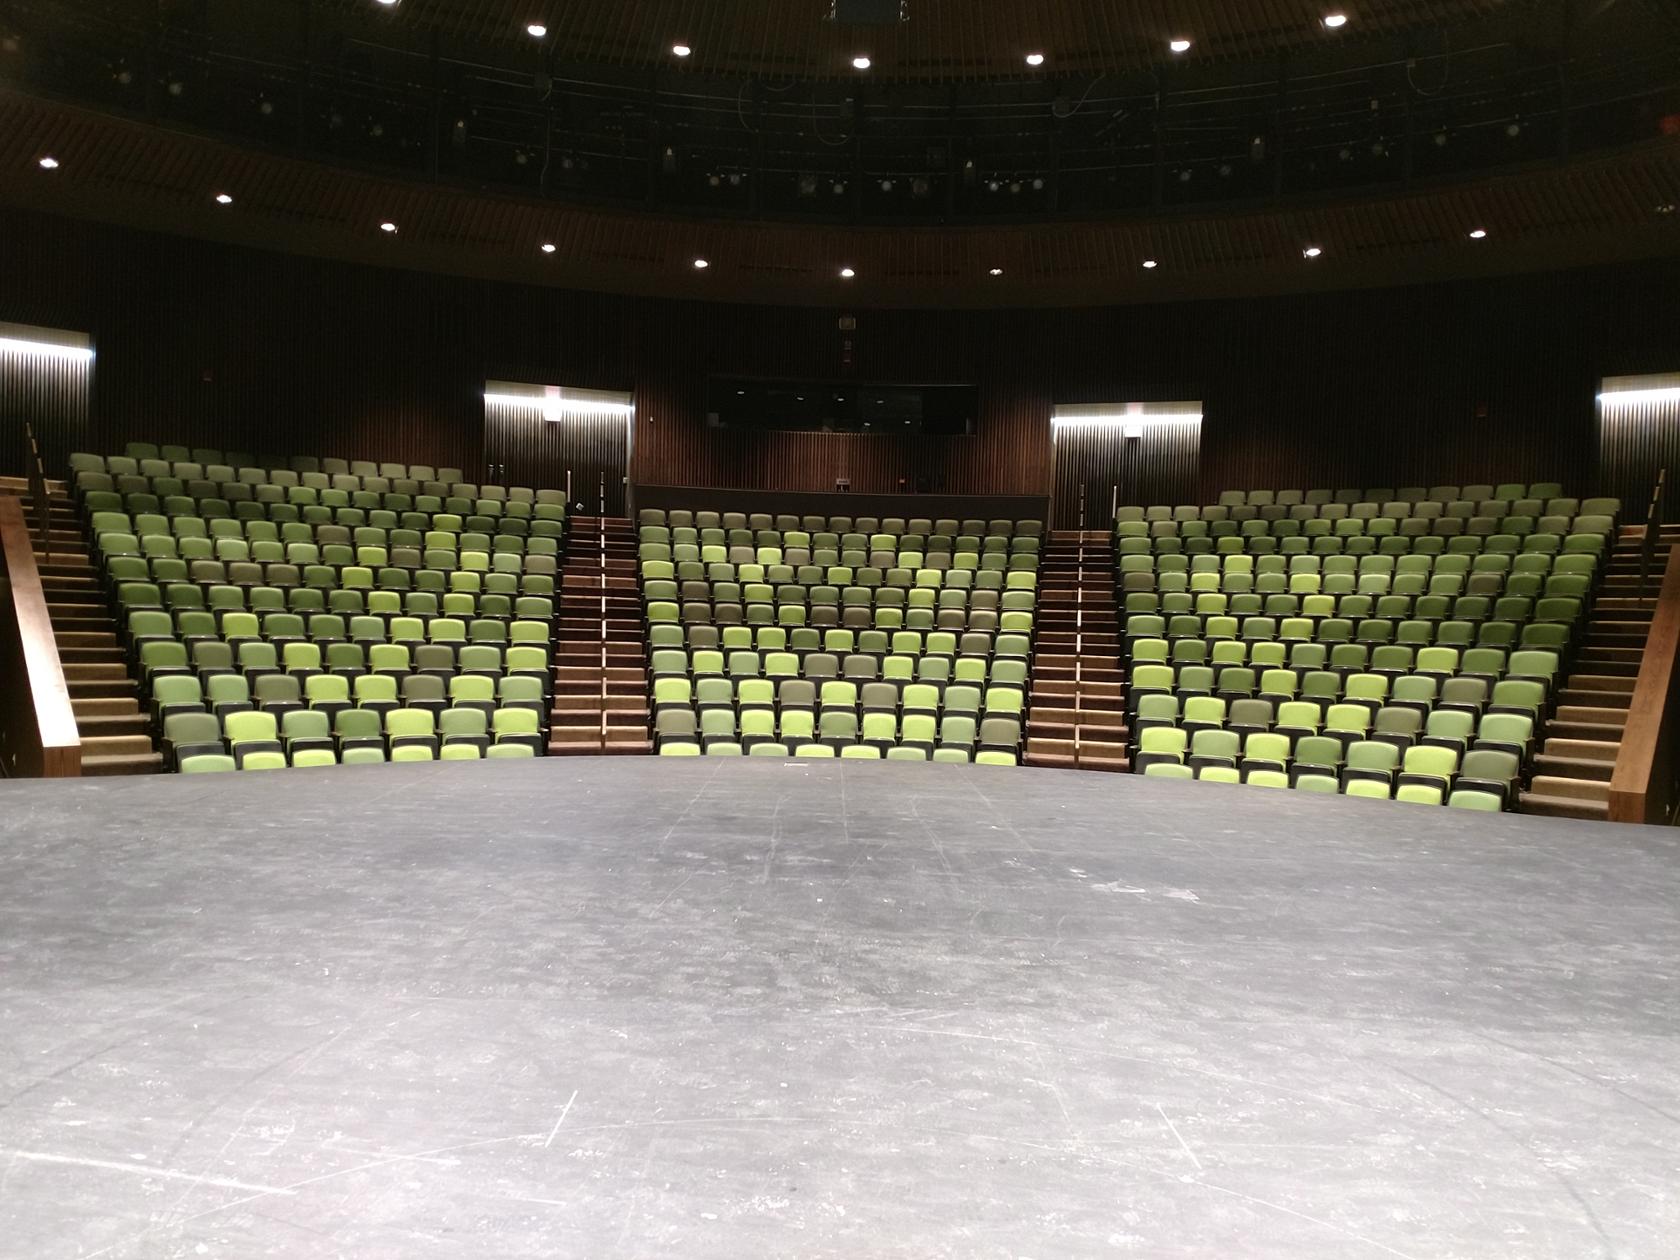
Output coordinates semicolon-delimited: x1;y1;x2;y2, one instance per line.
482;382;633;517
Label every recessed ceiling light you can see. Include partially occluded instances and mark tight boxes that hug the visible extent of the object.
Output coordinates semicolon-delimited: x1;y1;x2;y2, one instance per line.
1468;228;1487;239
540;242;556;253
1169;38;1192;53
989;267;1004;276
1303;246;1323;258
214;192;233;205
380;221;398;233
692;258;709;269
839;266;856;278
526;22;547;38
1025;52;1045;67
671;43;691;57
375;0;399;6
852;55;871;70
1322;13;1348;28
37;155;59;170
1141;259;1158;269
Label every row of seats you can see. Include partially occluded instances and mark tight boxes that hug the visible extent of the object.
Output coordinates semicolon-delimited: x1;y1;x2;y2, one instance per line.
183;744;537;771
77;479;566;529
1119;481;1613;809
77;445;481;487
1122;497;1615;524
1141;761;1505;809
638;509;1042;537
1208;483;1566;507
161;704;543;770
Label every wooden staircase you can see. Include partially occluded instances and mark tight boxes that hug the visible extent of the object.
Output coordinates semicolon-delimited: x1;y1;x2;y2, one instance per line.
1519;523;1679;821
5;480;163;775
1022;529;1130;771
546;516;652;756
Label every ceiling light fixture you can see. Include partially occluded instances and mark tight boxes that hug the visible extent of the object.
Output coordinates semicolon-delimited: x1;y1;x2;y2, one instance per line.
540;242;556;253
1169;38;1192;53
37;155;59;170
1468;228;1487;239
671;43;691;57
526;22;547;38
375;0;399;6
1141;259;1158;269
852;55;871;70
1025;52;1045;66
380;221;398;233
1322;12;1348;28
214;192;233;205
839;267;856;278
1303;246;1323;258
989;267;1004;276
692;258;709;269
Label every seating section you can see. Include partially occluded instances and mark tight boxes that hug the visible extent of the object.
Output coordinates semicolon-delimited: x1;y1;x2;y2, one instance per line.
637;509;1041;763
1116;483;1619;809
69;443;566;771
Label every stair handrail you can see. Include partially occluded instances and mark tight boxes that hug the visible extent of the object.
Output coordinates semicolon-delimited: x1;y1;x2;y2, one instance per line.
1638;468;1665;603
0;495;82;777
24;420;51;564
1608;537;1680;824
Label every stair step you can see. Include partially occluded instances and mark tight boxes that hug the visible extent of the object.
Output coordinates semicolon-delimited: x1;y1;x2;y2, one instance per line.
1518;792;1610;821
1531;753;1616;782
78;733;158;758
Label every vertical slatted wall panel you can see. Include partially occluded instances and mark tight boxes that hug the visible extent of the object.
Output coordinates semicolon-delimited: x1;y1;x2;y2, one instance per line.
483;400;631;514
1050;420;1203;529
1599;399;1680;523
0;346;91;477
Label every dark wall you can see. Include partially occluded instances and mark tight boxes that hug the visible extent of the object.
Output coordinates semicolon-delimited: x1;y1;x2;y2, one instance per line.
3;206;1678;505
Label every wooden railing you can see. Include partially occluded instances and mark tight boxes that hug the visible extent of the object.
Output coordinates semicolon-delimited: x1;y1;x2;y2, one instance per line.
1608;532;1680;824
25;421;53;563
1636;468;1666;602
0;494;81;777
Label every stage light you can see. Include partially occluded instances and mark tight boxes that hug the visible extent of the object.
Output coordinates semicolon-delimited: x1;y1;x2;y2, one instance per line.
541;242;556;253
1468;228;1487;239
987;179;1000;192
833;180;846;195
380;221;398;233
798;174;818;197
1141;259;1158;269
1025;52;1045;66
167;79;184;96
989;267;1004;276
672;43;691;57
1434;130;1449;147
214;192;233;205
880;178;894;192
1303;246;1322;258
37;155;59;170
1322;12;1348;28
1031;177;1044;190
852;55;871;70
1505;120;1522;137
692;258;709;269
1169;38;1192;53
839;267;855;278
526;22;547;37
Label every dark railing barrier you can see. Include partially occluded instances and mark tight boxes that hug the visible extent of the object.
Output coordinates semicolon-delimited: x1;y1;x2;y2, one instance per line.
1637;469;1666;602
1609;527;1680;825
25;421;52;564
0;494;81;778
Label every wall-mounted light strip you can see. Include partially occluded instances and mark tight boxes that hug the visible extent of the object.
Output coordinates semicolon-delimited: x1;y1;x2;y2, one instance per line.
1598;387;1680;406
1051;412;1204;426
0;322;94;361
484;384;634;419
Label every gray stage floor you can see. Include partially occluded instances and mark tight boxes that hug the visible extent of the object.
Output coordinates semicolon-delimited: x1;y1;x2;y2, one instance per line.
1;760;1677;1259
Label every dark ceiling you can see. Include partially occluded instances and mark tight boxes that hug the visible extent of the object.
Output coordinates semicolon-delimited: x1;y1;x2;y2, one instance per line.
1;0;1676;229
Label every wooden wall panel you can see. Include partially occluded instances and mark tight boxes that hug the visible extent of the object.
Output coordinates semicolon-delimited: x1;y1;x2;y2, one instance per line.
0;339;92;480
2;207;1678;511
1050;419;1203;529
1599;398;1680;524
484;401;631;516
